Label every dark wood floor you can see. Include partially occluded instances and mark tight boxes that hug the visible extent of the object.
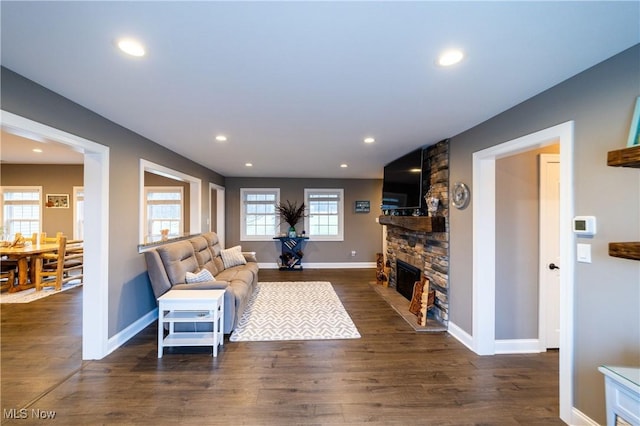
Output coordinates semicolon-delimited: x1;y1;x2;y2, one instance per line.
1;269;561;425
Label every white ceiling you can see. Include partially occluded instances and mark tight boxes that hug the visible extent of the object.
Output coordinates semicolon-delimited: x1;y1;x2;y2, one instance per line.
1;1;638;178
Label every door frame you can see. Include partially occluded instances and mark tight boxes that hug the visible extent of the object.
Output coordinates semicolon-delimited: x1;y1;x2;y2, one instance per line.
538;153;560;350
472;121;574;423
1;110;111;360
209;183;225;248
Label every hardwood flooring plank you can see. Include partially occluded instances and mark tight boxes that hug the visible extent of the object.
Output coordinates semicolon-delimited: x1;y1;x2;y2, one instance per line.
1;269;561;424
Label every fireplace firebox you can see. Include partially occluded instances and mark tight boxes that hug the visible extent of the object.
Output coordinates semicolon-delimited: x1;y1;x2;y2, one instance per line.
396;260;421;301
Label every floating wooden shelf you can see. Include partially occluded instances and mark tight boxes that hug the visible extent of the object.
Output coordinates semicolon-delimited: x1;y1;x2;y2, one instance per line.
607;145;640;168
607;145;640;261
608;242;640;261
378;215;446;233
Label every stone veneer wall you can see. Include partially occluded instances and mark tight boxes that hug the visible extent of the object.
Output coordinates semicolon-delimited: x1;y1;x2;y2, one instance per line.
385;139;449;324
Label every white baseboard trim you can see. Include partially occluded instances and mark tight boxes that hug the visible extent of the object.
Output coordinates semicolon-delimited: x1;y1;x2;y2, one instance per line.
258;262;376;269
107;308;158;355
447;321;474;352
571;407;599;426
495;338;543;354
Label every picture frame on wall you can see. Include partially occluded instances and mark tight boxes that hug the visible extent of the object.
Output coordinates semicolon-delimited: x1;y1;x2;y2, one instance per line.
46;193;69;208
627;96;640;147
354;200;370;213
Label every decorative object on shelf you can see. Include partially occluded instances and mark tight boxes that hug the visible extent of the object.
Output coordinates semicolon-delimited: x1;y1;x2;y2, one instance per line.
451;182;470;209
275;200;306;237
627;96;640;147
424;187;440;216
354;200;370;213
45;193;69;208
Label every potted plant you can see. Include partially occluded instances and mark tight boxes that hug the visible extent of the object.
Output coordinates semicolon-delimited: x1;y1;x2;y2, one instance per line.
275;200;306;237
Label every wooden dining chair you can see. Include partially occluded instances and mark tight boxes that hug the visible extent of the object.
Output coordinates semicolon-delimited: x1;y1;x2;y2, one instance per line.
0;258;17;292
39;231;63;244
34;236;84;291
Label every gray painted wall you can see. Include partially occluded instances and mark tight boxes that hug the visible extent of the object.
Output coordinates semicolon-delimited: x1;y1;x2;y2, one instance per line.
449;45;639;422
1;67;225;337
495;145;559;339
225;177;383;265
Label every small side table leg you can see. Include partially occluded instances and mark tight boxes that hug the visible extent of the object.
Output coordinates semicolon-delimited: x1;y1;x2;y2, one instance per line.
157;305;164;358
219;301;224;348
212;308;218;357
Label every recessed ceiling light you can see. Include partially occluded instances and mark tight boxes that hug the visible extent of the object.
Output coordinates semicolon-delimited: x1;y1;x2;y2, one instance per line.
32;148;43;153
215;135;227;142
437;49;464;67
340;163;348;168
364;137;375;144
245;162;253;167
117;38;145;57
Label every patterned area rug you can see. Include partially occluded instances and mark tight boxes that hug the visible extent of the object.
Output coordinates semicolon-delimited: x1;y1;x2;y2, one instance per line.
0;281;82;304
230;281;361;342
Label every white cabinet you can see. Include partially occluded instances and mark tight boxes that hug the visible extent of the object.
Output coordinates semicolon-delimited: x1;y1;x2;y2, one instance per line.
599;365;640;426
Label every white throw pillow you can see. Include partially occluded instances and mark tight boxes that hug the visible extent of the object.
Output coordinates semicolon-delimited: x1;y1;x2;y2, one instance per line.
220;245;247;269
185;269;215;283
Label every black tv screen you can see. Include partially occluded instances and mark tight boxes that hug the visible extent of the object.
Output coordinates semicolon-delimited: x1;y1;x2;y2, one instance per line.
382;148;423;210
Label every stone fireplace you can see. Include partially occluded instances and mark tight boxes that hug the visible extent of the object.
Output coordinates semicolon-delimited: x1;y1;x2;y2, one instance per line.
396;260;421;301
379;139;449;326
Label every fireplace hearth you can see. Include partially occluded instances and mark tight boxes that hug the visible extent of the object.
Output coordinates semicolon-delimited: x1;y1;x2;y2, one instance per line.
396;260;421;301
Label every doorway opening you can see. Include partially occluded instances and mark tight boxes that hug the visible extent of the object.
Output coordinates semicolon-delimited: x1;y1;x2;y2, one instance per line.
1;110;110;360
472;121;574;423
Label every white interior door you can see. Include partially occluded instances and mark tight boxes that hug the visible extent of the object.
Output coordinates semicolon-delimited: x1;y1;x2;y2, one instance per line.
539;154;560;349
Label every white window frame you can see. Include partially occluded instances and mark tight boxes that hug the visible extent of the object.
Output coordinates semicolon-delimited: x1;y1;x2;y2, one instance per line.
1;186;42;238
240;188;280;241
144;186;184;239
304;188;344;241
73;186;84;240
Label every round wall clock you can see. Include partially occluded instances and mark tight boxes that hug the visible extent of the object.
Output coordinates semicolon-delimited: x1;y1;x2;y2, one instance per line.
451;182;470;209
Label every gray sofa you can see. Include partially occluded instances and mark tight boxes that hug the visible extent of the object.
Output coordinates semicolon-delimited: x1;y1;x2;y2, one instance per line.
144;232;258;333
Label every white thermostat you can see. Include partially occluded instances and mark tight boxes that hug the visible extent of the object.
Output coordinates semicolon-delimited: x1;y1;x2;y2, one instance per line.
573;216;596;236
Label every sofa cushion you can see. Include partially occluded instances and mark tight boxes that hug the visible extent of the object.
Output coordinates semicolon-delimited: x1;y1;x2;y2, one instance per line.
185;269;215;283
216;267;254;284
220;245;247;269
156;241;199;285
190;236;219;275
202;232;225;271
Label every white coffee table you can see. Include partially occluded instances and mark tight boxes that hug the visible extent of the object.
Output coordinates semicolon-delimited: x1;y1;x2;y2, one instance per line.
157;289;225;358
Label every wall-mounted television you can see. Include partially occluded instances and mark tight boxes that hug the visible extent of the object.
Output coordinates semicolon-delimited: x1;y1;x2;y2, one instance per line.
382;147;424;211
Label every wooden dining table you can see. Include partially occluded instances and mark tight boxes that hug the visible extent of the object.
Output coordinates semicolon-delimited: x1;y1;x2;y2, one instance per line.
0;243;60;292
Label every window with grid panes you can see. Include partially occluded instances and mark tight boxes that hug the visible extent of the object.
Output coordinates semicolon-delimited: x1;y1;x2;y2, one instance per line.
2;186;42;239
241;188;279;241
304;189;344;241
1;187;42;239
144;187;183;238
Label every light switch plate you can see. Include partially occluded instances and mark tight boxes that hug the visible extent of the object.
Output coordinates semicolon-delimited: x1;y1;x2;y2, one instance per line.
577;243;591;263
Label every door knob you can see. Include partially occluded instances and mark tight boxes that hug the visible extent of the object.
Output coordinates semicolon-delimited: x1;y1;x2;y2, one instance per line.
548;263;560;270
